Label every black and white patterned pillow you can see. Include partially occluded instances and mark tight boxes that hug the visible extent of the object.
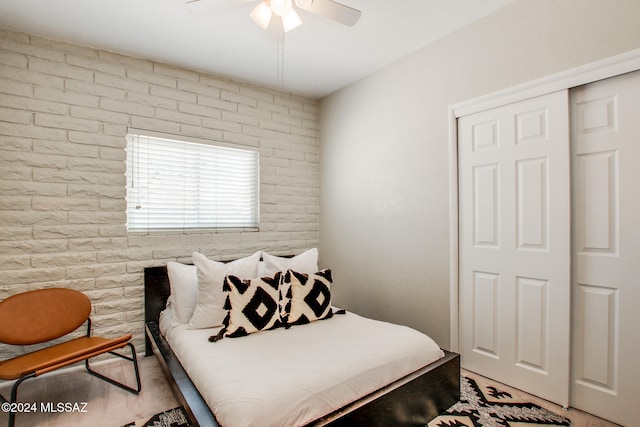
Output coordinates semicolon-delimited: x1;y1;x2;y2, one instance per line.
220;272;283;338
285;269;333;326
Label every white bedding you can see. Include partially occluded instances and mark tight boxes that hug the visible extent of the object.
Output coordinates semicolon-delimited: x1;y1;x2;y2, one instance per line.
160;308;444;427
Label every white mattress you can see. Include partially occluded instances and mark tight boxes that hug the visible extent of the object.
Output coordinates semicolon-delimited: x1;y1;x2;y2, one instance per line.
160;308;444;427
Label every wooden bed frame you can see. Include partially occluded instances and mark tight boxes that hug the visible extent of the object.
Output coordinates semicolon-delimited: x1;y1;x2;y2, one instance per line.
144;264;460;427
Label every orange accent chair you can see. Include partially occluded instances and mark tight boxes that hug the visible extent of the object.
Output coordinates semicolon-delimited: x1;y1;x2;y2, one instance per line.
0;288;141;427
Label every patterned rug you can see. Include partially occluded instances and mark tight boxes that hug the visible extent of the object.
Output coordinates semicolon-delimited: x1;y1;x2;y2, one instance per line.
429;376;571;427
123;376;570;427
123;407;189;427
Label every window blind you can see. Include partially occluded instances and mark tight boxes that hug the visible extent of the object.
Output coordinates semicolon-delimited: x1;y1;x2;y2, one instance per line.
126;132;259;232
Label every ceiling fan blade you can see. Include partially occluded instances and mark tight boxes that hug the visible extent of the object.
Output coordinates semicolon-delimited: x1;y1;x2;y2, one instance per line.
296;0;361;26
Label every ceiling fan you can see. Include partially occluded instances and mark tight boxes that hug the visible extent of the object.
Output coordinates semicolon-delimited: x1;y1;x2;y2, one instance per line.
186;0;361;32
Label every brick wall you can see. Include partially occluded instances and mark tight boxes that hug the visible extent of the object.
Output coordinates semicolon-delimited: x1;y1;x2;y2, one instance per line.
0;29;320;356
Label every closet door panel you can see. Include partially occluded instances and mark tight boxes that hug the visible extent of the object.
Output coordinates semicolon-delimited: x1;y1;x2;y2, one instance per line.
458;90;571;407
570;70;640;427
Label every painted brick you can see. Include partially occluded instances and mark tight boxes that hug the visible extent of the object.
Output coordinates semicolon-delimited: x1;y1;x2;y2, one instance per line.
31;252;97;268
0;37;65;62
0;50;28;68
260;119;291;133
0;255;31;270
202;116;241;133
0;77;33;97
29;57;95;82
153;63;199;82
126;91;177;109
0;180;67;197
178;101;222;119
95;72;150;94
34;168;123;185
199;96;239;115
68;211;126;225
34;140;99;158
238;104;272;120
179;124;223;141
70;105;130;125
34;86;99;107
68;130;126;148
100;224;127;238
200;75;239;93
0;239;69;256
34;112;101;132
221;89;258;107
130;116;181;134
66;157;124;173
99;51;154;73
127;67;176;88
0;29;320;356
66;53;126;76
68;237;128;252
0;64;65;88
67;184;125;198
100;97;154;117
0;106;31;124
32;196;99;211
4;267;66;285
222;110;259;126
221;131;259;146
102;123;128;137
155;107;201;126
30;36;98;58
0;151;67;168
0;93;68;115
150;85;197;103
1;121;68;140
66;78;127;100
33;225;100;239
177;79;220;98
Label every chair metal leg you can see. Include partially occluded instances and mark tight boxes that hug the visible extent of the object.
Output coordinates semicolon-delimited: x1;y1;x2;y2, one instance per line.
85;343;142;394
5;373;36;427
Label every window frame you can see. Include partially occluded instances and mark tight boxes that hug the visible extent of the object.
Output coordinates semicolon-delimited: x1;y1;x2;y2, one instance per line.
125;129;260;234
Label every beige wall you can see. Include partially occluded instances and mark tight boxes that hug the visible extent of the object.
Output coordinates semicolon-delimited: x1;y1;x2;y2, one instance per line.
320;0;640;348
0;30;320;356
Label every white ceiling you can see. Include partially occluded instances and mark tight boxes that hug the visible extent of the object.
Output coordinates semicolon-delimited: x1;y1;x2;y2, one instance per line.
0;0;514;99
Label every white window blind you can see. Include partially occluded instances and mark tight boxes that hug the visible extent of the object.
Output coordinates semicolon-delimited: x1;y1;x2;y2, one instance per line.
126;132;259;232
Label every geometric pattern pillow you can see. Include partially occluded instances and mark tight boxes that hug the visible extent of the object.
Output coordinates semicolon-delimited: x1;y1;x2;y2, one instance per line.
220;272;283;338
189;251;261;329
262;248;319;323
285;269;333;326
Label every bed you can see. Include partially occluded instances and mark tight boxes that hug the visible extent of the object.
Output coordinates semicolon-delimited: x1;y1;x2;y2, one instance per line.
144;258;460;427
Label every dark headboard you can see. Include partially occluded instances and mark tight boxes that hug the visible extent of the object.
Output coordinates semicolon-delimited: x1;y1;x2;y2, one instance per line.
144;265;171;326
144;265;172;356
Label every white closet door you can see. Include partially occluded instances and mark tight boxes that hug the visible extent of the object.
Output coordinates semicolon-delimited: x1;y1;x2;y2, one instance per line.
570;70;640;426
458;90;571;407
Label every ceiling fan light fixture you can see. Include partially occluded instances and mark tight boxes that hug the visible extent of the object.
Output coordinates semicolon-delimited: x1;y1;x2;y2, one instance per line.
250;1;272;29
294;0;313;8
270;0;292;16
281;9;302;32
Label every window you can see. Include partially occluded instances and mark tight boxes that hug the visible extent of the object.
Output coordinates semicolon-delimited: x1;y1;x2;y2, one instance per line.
126;131;259;232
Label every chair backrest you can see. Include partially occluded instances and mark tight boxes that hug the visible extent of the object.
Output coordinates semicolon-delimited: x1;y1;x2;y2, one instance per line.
0;288;92;346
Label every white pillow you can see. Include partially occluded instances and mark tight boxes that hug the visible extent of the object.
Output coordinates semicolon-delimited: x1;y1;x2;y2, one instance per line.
262;248;318;276
189;251;261;329
166;262;198;324
258;261;267;277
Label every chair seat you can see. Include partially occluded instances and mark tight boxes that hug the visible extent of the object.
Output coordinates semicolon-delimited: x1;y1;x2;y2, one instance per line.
0;335;132;380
